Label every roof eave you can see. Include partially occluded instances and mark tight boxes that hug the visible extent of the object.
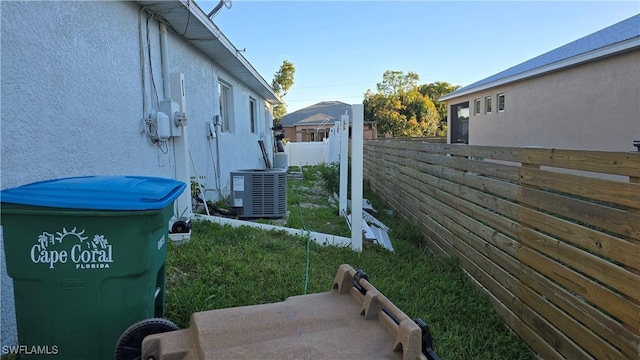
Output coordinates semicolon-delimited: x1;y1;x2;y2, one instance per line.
136;0;282;105
440;37;640;101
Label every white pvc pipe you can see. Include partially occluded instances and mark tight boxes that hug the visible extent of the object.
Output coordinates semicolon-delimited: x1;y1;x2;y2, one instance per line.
214;114;222;194
159;23;171;101
188;147;210;216
194;215;353;247
159;22;191;222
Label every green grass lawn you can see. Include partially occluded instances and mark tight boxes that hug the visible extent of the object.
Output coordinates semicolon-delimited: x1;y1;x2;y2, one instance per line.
0;165;533;359
164;165;535;360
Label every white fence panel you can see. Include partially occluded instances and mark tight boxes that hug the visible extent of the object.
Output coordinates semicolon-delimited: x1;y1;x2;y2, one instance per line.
285;124;342;166
326;122;340;164
285;141;327;166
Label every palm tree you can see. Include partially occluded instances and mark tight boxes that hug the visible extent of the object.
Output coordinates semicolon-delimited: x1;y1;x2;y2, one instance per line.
419;81;461;132
38;233;51;249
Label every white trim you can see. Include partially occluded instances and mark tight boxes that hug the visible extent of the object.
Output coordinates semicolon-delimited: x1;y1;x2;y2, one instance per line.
218;79;233;133
183;0;281;104
135;0;282;105
474;98;481;115
440;37;640;101
249;96;257;134
497;93;505;112
485;95;492;114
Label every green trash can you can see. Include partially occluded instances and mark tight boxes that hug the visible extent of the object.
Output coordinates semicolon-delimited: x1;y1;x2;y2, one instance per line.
0;176;186;359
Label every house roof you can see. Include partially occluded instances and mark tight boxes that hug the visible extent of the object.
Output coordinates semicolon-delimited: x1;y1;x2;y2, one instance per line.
441;14;640;101
135;0;282;105
280;101;352;127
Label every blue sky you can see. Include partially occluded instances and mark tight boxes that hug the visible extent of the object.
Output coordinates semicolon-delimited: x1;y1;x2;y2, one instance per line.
197;1;639;113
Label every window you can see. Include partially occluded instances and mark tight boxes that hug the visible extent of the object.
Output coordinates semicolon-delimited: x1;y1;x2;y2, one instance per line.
249;97;257;133
498;93;505;112
218;80;233;132
474;99;481;115
264;105;272;134
450;102;469;144
485;96;492;114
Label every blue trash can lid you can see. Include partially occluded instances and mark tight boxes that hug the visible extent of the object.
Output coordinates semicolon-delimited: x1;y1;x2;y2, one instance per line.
0;176;186;210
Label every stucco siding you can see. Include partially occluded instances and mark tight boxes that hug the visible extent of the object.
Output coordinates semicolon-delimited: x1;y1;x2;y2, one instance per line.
447;50;640;151
1;1;164;188
1;1;274;347
166;33;274;198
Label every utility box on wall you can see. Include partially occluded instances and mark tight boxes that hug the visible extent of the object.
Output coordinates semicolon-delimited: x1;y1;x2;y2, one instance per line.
230;169;287;218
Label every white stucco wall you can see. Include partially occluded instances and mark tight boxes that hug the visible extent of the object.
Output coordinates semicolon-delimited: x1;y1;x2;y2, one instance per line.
1;1;165;187
1;1;274;347
446;50;640;152
166;26;275;200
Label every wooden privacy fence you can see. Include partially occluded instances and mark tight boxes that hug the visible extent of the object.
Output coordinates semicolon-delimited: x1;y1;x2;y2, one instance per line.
363;139;640;359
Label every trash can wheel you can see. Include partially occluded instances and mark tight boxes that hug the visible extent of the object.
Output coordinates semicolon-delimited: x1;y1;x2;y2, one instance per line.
115;318;179;360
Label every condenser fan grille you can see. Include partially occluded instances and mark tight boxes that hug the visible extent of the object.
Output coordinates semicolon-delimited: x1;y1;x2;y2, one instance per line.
231;169;287;218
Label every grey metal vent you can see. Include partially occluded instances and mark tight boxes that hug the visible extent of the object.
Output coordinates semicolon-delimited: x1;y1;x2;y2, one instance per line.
230;169;287;218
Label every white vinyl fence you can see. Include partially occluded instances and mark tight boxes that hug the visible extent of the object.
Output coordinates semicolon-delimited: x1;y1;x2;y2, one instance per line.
285;141;327;166
284;122;342;166
282;108;364;252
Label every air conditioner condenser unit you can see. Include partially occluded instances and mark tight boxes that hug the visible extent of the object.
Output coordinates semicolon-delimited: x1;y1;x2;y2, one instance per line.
230;169;287;218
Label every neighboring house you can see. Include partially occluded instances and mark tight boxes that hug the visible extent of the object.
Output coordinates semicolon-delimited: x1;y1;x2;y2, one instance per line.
0;0;281;347
441;14;640;151
280;101;379;142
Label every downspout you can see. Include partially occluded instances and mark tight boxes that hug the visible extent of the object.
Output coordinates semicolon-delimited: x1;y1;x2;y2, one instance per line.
159;22;192;223
214;114;222;195
160;24;171;102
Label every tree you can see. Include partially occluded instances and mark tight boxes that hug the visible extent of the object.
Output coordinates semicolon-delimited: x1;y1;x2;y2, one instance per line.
271;60;295;123
376;70;420;96
419;81;461;135
363;71;440;137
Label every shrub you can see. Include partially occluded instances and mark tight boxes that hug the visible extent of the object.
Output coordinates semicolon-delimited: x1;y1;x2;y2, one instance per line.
317;162;341;196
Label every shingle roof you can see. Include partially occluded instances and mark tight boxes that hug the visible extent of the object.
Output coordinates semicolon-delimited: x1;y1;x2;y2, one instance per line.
280;101;352;127
441;14;640;100
297;113;334;124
